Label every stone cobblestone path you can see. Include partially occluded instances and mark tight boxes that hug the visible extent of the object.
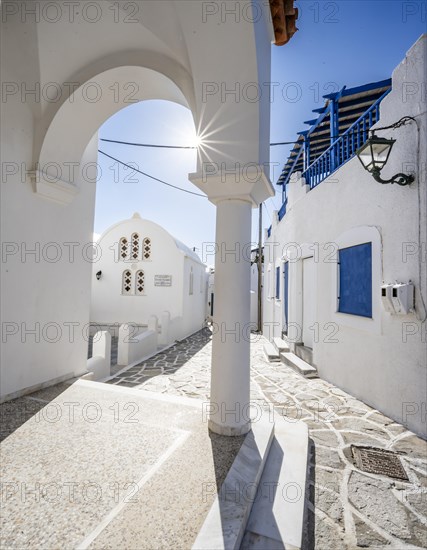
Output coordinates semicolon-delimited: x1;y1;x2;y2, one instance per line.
108;329;427;549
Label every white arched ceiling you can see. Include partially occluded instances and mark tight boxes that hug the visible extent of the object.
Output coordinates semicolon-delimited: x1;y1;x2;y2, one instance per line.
38;64;195;183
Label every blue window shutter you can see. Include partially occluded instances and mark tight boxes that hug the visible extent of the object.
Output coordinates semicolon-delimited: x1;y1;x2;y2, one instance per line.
338;243;372;318
276;266;280;299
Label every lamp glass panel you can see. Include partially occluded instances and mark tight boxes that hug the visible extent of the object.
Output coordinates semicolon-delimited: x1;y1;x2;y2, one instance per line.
371;141;393;169
357;143;374;171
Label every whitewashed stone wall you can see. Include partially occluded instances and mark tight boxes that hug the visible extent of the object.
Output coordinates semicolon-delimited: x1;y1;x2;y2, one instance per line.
263;36;427;438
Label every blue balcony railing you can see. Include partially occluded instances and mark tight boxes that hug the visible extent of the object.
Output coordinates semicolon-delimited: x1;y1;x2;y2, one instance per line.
266;197;286;238
302;89;390;190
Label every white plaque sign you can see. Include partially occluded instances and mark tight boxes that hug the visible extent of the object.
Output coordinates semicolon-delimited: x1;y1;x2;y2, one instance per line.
154;275;172;287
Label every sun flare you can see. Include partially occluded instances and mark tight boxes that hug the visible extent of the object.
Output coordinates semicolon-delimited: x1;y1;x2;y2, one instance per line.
190;134;203;148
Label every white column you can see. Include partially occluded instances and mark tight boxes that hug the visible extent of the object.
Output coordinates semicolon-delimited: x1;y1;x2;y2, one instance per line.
209;198;252;436
189;166;275;436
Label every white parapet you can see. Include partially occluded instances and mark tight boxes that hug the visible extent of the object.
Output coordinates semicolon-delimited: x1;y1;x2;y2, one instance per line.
118;324;158;366
159;311;171;346
87;331;111;380
148;315;159;333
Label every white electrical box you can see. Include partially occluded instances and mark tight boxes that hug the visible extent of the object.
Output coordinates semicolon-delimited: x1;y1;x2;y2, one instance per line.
391;283;414;315
381;284;395;313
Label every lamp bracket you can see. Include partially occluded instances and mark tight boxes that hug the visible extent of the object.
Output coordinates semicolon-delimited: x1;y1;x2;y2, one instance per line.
372;168;414;186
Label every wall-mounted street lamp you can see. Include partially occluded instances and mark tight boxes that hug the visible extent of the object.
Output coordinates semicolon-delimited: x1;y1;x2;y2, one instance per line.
96;271;102;280
356;135;414;186
356;116;416;186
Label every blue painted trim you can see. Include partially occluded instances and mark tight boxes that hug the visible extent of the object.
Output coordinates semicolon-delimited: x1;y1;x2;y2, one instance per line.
338;243;372;318
331;92;390;110
312;106;327;114
302;86;346;140
278;198;288;222
330;97;339;171
280;146;304;188
304;137;310;171
302;88;390;189
276;79;392;188
324;78;391;99
283;262;289;328
276;266;280;300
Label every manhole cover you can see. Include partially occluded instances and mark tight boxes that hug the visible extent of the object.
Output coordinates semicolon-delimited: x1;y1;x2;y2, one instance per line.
351;446;409;481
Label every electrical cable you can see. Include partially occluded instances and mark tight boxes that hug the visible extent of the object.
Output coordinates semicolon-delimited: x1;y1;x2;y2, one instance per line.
98;149;207;198
101;137;301;148
100;138;197;149
371;116;417;133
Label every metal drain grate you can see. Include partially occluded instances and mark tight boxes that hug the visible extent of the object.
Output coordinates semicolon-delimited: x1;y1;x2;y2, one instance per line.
351;446;409;481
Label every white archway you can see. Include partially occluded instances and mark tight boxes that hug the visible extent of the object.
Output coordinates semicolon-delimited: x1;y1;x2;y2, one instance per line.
2;2;276;437
35;64;196;201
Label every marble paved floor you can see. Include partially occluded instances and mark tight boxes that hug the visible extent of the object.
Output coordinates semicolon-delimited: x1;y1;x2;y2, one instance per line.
0;381;244;550
107;328;427;550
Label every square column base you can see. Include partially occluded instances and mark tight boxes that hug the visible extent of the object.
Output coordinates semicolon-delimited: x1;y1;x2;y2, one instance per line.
208;418;251;436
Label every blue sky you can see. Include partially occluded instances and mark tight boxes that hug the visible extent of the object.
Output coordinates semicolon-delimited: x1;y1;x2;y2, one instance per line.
94;0;426;261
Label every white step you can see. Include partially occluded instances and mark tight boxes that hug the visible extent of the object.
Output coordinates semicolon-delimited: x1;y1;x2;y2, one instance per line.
273;337;290;353
263;342;280;362
241;419;309;550
193;417;275;550
280;352;318;378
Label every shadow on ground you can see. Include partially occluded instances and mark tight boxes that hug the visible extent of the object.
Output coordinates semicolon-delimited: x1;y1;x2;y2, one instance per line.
0;379;79;442
1;329;212;442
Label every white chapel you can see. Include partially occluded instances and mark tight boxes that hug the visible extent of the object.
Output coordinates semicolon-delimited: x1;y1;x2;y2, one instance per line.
90;213;207;341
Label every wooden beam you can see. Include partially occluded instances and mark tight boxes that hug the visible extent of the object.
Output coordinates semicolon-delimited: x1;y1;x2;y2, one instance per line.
269;0;298;46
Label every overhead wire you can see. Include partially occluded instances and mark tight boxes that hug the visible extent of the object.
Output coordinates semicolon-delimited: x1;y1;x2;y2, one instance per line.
98;136;302;201
98;149;207;198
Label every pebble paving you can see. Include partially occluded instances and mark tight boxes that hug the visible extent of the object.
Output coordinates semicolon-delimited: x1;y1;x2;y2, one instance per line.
108;328;427;549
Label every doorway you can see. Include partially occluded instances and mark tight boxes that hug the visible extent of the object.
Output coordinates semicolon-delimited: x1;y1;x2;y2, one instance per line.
283;261;289;334
302;256;316;348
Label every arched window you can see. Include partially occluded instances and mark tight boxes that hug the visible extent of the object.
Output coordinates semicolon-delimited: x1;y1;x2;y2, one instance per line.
119;237;128;260
189;266;194;295
131;233;140;260
135;270;145;295
122;270;132;294
143;237;151;260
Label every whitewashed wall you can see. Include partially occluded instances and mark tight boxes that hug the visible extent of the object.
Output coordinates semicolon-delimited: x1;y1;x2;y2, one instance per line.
1;1;272;401
90;215;206;339
206;271;215;320
263;36;427;438
0;134;98;398
181;256;208;339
